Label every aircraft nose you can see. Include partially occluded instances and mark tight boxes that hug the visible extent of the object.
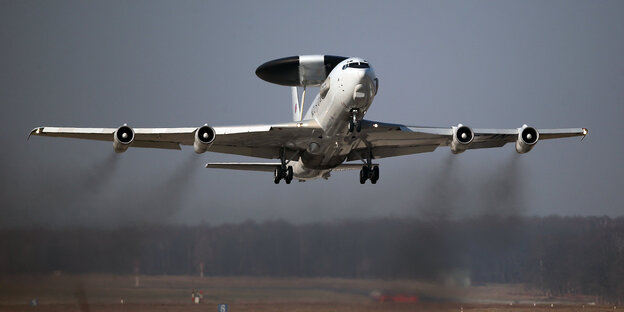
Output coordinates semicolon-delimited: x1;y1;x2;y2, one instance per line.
351;68;370;85
357;69;375;88
352;70;374;103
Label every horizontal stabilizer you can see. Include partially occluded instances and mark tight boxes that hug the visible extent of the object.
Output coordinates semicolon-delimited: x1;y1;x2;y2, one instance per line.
332;163;377;171
205;162;376;172
205;163;281;172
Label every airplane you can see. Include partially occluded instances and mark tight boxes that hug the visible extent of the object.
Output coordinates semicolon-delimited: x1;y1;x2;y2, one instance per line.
30;55;588;184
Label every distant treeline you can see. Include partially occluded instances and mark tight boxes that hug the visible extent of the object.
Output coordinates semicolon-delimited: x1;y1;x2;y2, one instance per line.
1;216;623;303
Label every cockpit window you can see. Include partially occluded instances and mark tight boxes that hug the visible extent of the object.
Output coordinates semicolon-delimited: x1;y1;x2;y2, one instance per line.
342;61;370;69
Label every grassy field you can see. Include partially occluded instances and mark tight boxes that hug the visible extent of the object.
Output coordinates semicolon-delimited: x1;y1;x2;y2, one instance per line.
0;275;608;312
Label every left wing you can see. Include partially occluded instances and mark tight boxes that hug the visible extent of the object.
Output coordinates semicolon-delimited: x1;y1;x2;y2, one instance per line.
347;120;587;161
29;120;323;160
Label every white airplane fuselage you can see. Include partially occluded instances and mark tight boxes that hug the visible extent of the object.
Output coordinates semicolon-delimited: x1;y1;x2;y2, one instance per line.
291;58;377;180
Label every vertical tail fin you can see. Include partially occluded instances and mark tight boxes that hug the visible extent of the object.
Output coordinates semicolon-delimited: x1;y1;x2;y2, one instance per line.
291;87;300;121
291;86;306;121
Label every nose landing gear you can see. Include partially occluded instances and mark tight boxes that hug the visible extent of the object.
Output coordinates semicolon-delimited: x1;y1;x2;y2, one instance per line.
348;109;362;133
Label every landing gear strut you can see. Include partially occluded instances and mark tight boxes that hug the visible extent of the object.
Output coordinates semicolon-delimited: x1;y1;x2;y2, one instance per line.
348;109;362;133
274;149;294;184
359;151;379;184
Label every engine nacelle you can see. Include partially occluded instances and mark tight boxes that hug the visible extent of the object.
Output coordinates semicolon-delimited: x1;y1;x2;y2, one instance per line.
516;125;539;154
194;124;216;154
113;125;134;153
451;124;474;154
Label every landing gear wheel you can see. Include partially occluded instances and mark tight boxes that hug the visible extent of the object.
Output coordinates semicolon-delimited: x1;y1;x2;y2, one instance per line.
356;121;362;132
349;120;355;132
362;165;370;178
371;166;379;184
274;167;282;184
360;166;371;184
285;166;293;184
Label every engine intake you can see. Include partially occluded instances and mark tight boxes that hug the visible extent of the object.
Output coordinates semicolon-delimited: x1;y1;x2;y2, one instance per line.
113;125;134;153
451;124;474;154
516;125;539;154
194;125;216;154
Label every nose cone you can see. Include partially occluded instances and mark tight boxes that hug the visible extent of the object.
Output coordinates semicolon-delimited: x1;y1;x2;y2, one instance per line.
352;71;375;105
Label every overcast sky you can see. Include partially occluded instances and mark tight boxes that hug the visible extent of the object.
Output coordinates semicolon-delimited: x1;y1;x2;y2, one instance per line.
1;0;623;228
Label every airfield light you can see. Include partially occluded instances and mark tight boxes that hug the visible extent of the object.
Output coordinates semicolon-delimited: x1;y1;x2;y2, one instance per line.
373;123;378;128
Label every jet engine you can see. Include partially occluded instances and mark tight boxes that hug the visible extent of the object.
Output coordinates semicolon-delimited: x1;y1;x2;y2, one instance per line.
194;125;216;154
451;124;474;154
516;125;539;154
113;125;134;153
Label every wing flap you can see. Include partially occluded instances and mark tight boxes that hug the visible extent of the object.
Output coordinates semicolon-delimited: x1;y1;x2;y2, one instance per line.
131;141;181;150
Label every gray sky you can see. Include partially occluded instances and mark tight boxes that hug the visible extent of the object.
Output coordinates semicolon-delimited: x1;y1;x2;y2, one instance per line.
1;0;623;228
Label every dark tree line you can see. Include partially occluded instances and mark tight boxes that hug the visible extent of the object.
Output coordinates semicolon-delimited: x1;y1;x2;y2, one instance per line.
1;216;623;303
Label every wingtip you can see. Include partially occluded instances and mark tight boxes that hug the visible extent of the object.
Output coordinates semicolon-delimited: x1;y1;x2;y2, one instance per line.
28;127;43;141
580;128;588;142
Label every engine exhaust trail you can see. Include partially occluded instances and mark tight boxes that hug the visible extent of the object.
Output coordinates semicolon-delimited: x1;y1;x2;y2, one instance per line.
79;153;120;194
418;154;461;220
479;154;526;217
118;154;203;224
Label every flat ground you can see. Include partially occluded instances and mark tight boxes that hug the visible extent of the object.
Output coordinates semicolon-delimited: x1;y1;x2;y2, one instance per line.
0;275;608;312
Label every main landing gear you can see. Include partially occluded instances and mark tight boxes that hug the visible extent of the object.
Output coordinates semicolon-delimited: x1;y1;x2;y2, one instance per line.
359;165;379;184
348;109;362;133
274;148;294;184
359;151;379;184
274;165;293;184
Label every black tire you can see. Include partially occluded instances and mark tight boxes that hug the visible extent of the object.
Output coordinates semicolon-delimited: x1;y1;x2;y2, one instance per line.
362;166;370;178
287;166;293;180
359;169;366;184
356;121;362;132
372;166;380;183
348;120;354;132
274;168;281;184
